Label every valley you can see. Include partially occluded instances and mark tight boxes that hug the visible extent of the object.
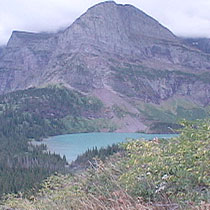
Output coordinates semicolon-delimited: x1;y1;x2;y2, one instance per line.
0;1;209;208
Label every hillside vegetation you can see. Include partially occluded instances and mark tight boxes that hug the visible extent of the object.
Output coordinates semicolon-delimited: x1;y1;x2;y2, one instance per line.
137;98;210;133
0;85;115;197
0;85;114;140
2;120;209;209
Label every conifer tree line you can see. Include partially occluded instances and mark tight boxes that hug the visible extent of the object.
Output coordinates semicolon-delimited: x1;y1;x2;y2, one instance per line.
0;85;101;196
0;85;115;197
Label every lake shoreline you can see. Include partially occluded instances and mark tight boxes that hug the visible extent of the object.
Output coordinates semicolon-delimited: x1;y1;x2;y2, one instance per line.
32;132;177;163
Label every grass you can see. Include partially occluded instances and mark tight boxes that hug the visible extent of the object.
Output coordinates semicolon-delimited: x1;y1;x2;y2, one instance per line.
62;116;118;133
111;64;202;83
136;98;210;133
138;98;208;123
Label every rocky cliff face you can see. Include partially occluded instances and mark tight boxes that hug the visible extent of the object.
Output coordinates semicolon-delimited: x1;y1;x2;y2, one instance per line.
182;37;210;54
0;1;209;132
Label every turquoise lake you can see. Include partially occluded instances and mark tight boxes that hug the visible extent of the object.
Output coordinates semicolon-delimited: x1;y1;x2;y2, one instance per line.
38;133;177;163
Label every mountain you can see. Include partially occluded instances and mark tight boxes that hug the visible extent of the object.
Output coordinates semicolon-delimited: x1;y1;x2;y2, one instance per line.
182;37;210;54
0;1;209;132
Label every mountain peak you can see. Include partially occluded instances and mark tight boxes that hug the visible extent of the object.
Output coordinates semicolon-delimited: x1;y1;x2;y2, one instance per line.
81;0;176;42
59;1;177;56
0;1;209;121
90;0;117;7
7;31;52;48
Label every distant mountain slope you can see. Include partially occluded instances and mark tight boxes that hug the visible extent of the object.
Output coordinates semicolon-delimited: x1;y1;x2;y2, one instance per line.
182;37;210;54
0;1;209;132
0;85;115;137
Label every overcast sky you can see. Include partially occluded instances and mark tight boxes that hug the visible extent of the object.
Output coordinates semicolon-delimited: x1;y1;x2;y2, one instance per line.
0;0;210;45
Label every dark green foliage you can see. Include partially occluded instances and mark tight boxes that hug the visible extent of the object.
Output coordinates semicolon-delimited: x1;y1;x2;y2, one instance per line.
149;122;182;134
0;85;104;140
0;134;67;197
0;85;103;119
0;85;105;197
71;144;123;169
0;163;57;196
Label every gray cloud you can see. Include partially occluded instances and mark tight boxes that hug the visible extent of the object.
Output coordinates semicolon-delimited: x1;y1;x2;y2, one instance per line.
0;0;210;45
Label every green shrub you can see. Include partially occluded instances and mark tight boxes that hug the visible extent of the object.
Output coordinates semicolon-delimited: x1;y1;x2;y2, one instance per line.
120;119;210;205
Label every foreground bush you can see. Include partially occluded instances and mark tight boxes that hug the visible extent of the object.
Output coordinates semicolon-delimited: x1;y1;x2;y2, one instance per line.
120;120;210;206
1;120;209;209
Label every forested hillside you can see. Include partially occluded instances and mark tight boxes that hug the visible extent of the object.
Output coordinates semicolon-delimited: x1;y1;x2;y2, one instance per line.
0;85;114;196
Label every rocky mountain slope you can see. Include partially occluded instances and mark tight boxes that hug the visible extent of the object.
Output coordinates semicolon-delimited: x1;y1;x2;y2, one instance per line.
182;37;210;54
0;1;209;132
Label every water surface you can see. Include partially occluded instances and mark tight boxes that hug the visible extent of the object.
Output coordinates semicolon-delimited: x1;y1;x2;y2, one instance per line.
38;133;176;162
